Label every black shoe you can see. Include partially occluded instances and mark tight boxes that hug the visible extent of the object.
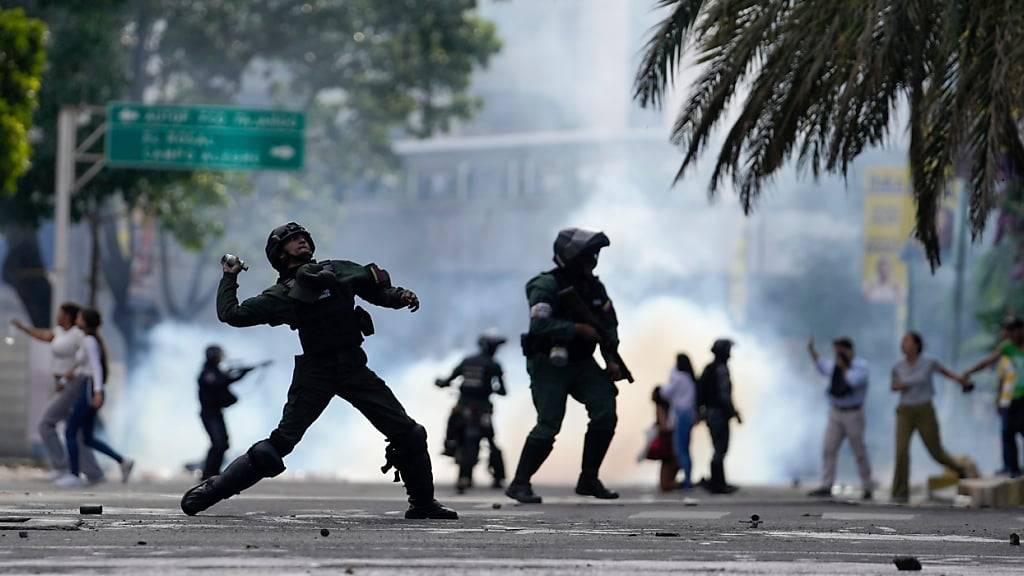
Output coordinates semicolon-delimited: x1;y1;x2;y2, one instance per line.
862;490;873;501
807;486;832;498
491;478;504;489
705;482;739;495
506;482;542;504
405;500;458;520
456;477;471;494
575;477;619;499
181;477;219;516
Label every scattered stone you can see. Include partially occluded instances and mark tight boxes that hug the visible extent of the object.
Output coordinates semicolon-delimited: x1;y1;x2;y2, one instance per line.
751;514;760;522
320;528;330;537
245;544;258;549
79;505;103;515
654;531;680;537
492;503;502;509
18;531;28;539
136;541;147;546
1011;533;1020;546
344;568;355;575
893;556;922;571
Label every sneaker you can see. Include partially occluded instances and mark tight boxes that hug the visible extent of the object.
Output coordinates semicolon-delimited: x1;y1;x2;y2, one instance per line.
119;459;135;483
54;473;86;488
807;486;833;498
45;470;65;481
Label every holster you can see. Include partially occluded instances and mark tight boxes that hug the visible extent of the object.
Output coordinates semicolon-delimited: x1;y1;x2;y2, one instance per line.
355;306;375;336
520;333;550;357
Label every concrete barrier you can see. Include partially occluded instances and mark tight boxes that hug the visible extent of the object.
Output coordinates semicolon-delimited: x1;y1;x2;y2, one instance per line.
958;477;1024;508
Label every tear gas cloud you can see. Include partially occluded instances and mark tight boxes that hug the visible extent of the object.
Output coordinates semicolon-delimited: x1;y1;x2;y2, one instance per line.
112;0;1001;487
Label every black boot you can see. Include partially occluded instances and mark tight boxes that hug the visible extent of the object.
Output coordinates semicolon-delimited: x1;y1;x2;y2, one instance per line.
489;444;506;488
385;425;458;520
181;452;261;516
505;437;553;504
575;428;617;499
575;475;619;499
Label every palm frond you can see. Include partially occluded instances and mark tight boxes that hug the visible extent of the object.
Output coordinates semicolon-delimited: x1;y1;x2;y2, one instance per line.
634;0;710;109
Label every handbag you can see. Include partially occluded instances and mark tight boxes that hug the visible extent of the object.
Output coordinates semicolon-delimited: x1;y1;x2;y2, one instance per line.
645;429;674;461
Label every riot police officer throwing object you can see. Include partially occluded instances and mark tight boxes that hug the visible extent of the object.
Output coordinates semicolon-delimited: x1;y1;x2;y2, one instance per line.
196;345;269;480
506;228;632;504
181;222;457;520
436;333;508;493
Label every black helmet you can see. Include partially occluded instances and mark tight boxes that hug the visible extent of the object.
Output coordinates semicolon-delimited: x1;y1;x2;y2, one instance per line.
266;222;315;271
711;338;734;357
205;345;223;363
478;332;507;352
553;228;610;268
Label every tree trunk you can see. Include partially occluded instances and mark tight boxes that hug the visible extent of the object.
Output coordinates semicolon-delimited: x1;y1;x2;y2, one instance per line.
0;225;52;327
158;229;218;322
100;209;137;366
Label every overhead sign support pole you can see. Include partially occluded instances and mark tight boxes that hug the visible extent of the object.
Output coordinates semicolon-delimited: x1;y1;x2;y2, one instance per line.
51;105;107;321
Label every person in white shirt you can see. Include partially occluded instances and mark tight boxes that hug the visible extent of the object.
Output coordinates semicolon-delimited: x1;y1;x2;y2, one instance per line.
10;303;104;482
660;353;698;489
806;336;875;500
55;308;133;488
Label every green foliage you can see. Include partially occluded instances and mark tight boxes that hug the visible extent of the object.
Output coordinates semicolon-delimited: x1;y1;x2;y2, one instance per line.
3;0;500;242
0;8;45;194
635;0;1024;268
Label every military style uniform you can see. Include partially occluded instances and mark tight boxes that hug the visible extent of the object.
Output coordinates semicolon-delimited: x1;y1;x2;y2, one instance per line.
507;228;624;504
697;339;739;494
181;222;456;520
197;356;255;479
438;340;507;490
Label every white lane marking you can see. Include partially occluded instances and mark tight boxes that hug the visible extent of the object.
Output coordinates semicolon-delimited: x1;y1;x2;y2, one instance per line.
629;511;730;520
456;510;545;517
1;557;1022;575
764;530;1004;544
821;513;915;521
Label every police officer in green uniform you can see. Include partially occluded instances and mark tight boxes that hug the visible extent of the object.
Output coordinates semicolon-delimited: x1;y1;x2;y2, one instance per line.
180;222;457;520
506;228;628;504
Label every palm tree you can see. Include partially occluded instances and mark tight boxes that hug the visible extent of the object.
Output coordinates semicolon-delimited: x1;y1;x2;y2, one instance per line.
634;0;1024;267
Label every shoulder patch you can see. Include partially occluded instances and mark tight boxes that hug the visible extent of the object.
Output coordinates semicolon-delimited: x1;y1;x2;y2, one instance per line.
530;302;552;319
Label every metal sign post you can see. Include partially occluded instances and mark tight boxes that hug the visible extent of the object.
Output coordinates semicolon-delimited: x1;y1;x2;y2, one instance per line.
51;105;107;319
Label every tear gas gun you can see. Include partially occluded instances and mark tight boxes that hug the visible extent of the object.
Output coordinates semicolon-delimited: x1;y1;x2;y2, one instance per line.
557;287;634;383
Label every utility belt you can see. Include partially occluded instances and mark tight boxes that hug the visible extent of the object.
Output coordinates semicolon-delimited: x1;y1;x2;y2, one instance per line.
520;333;593;365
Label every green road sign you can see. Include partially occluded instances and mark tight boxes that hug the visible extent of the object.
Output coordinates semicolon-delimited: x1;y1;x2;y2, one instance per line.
106;102;304;171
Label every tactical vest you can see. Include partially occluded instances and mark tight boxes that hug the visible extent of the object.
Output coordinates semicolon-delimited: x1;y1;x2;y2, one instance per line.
285;279;364;355
551;270;607;361
458;354;497;403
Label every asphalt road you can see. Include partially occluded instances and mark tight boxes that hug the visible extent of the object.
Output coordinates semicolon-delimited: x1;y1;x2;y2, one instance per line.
1;475;1023;575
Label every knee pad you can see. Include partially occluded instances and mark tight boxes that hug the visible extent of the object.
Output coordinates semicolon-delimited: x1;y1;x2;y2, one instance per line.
393;423;428;452
247;440;286;478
